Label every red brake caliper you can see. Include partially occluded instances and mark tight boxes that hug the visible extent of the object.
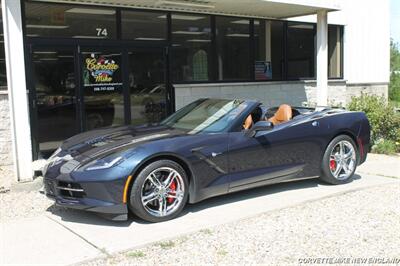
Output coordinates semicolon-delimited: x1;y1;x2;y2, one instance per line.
167;181;176;204
330;159;336;171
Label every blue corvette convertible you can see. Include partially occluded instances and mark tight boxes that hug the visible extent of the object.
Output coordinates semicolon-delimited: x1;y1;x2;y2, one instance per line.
43;98;370;222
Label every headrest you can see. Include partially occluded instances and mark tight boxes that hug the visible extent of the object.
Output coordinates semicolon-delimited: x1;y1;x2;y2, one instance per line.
274;104;292;122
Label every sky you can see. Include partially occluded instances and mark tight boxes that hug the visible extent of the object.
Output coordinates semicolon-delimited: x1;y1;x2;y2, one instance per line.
391;0;400;44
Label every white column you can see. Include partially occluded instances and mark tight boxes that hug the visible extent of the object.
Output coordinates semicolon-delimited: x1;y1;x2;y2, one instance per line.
2;0;33;181
316;10;328;106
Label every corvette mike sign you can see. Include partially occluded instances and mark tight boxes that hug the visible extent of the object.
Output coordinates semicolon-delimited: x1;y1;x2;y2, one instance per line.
83;53;122;92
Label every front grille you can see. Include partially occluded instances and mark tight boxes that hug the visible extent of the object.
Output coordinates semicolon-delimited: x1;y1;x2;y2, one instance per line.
56;181;86;198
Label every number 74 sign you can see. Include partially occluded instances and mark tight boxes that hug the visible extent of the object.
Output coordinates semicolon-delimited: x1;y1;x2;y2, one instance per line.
96;28;108;37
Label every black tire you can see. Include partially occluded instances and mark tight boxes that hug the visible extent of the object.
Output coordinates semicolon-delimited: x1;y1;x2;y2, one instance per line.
320;135;359;185
128;160;189;223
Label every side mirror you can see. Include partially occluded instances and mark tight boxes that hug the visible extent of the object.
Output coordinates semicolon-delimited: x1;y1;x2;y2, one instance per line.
245;121;274;137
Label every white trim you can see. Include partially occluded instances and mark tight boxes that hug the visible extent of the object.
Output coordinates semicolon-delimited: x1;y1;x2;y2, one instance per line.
316;10;328;106
2;0;33;182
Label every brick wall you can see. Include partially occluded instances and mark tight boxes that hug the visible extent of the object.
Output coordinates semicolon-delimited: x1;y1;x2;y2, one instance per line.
0;92;14;189
174;80;346;110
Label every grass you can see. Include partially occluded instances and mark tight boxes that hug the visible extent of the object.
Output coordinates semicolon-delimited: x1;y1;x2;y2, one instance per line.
200;228;213;235
177;236;189;244
217;248;228;256
158;240;175;249
126;250;146;258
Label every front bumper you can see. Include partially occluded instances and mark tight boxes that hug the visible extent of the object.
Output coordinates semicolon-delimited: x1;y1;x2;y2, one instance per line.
43;177;129;221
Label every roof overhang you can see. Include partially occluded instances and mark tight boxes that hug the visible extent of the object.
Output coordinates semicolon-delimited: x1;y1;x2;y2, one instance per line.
31;0;341;19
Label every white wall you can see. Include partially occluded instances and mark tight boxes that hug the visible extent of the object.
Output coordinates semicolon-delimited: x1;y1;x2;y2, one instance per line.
289;0;390;85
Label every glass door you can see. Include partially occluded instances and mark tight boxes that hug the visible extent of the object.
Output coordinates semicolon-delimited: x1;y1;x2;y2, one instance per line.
80;49;124;130
31;48;78;157
128;48;167;126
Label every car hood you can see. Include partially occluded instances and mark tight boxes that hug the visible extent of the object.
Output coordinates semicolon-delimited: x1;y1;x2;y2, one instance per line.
60;125;187;160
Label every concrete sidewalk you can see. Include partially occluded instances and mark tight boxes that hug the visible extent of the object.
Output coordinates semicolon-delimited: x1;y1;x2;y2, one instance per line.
1;154;399;266
357;153;400;178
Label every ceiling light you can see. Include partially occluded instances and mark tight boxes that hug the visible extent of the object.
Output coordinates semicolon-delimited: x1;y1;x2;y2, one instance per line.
158;14;205;20
226;33;250;38
65;8;115;15
157;0;215;9
135;37;165;41
33;51;57;54
186;39;211;42
289;24;314;30
26;24;69;29
231;20;260;25
172;31;208;35
72;35;107;39
231;20;250;25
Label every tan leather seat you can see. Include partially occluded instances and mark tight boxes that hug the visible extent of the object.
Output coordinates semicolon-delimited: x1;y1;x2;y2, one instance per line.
243;114;253;130
268;104;292;125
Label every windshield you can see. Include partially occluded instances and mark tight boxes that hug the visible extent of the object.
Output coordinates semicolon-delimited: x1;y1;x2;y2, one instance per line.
161;99;250;133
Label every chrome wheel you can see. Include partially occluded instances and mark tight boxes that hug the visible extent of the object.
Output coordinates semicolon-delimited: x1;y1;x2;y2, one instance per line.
329;140;356;180
141;167;185;217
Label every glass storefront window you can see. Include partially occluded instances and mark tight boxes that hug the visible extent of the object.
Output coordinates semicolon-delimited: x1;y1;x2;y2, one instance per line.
0;3;7;89
24;2;116;39
328;25;343;79
287;22;315;79
32;50;77;154
128;49;167;126
81;51;124;130
254;20;284;81
216;17;250;81
121;10;167;41
171;13;212;82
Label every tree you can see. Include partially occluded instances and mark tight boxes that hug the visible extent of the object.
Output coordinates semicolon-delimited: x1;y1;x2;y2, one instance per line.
389;40;400;105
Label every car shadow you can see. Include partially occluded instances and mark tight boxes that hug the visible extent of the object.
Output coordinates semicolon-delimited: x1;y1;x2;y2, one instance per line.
46;174;362;226
182;174;361;215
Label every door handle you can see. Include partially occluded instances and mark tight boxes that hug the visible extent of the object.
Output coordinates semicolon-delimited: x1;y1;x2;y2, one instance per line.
312;121;319;127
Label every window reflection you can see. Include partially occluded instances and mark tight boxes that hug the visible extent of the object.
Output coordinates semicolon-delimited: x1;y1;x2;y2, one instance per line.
25;2;116;39
254;20;284;80
82;52;123;130
128;50;167;126
121;11;167;41
171;13;211;82
33;50;77;154
328;25;343;78
287;22;315;79
216;17;250;81
0;3;7;89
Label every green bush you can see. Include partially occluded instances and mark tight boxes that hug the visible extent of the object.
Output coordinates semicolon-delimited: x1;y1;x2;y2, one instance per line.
348;94;400;154
372;139;398;155
390;40;400;105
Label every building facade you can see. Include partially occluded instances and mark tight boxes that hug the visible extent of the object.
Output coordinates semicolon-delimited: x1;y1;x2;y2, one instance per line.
0;0;390;186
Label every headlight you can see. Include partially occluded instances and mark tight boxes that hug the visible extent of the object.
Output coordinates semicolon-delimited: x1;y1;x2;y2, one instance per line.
43;147;62;176
49;147;62;160
82;154;124;171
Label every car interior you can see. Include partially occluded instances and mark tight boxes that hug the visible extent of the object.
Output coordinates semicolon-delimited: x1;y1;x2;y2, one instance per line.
242;104;314;130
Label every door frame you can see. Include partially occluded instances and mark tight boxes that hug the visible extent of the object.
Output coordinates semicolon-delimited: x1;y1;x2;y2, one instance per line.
26;43;81;159
26;38;172;159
